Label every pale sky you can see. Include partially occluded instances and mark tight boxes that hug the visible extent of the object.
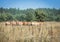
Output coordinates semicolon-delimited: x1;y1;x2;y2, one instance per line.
0;0;60;9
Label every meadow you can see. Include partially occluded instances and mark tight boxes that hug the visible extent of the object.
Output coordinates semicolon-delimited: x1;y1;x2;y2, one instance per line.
0;22;60;42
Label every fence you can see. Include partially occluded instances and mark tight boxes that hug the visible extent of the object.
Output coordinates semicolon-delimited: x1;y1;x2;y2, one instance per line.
0;22;60;42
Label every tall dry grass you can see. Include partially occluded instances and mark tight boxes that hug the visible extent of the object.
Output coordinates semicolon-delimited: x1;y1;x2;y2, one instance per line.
0;22;60;42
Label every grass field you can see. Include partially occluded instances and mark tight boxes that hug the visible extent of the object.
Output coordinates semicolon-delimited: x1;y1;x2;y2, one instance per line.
0;22;60;42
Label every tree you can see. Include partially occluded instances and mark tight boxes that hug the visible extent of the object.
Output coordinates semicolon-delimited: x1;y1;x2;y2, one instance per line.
35;11;47;22
16;14;26;21
55;15;60;21
0;7;60;21
22;8;36;21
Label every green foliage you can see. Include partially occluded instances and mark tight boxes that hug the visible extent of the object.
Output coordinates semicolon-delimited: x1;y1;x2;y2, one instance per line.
16;14;27;21
0;7;60;22
25;9;36;21
0;13;14;22
35;11;47;21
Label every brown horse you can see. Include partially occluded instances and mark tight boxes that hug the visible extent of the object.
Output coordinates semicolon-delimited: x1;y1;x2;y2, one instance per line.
23;22;28;25
10;21;16;26
27;22;32;26
16;21;23;26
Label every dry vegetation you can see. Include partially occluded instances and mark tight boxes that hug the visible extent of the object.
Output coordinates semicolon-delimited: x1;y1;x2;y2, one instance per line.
0;22;60;42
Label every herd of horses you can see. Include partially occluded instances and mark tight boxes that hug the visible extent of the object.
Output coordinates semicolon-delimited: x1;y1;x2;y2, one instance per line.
5;21;43;26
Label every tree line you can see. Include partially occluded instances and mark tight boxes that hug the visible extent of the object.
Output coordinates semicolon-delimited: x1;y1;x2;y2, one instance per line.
0;7;60;22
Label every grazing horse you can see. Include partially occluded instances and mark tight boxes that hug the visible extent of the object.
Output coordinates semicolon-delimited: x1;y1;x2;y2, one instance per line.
10;21;16;26
5;22;11;26
16;21;23;26
27;22;32;26
31;22;40;26
23;22;28;25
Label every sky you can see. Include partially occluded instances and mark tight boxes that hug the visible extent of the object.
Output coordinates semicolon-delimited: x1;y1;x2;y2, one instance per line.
0;0;60;9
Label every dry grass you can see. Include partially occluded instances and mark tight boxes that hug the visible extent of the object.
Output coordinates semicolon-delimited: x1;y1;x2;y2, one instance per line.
0;22;60;42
